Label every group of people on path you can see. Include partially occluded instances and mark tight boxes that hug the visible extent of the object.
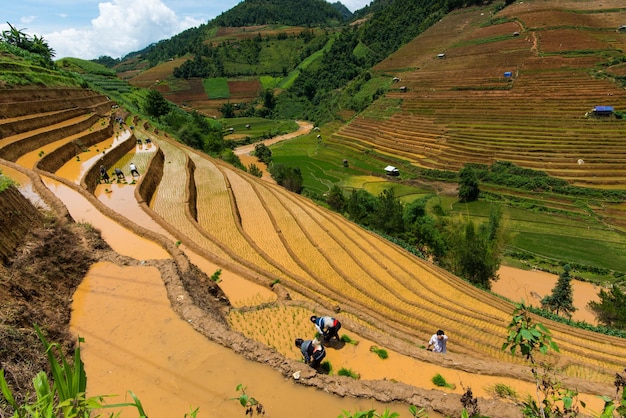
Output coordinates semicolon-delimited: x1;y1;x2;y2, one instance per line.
295;314;448;368
99;162;140;184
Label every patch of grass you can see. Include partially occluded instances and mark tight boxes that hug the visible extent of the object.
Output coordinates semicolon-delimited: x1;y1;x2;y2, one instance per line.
369;345;389;359
340;334;359;345
0;172;15;192
203;77;230;99
487;383;518;400
431;373;455;389
320;361;332;374
210;269;222;283
337;367;360;379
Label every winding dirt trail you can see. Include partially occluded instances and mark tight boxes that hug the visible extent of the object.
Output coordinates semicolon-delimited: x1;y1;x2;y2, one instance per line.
234;120;314;156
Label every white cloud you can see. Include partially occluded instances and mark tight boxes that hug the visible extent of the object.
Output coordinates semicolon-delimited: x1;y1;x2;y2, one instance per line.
340;0;371;13
46;0;203;60
20;16;37;25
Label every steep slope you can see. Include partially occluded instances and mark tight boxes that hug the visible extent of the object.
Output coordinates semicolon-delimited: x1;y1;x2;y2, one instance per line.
332;1;626;187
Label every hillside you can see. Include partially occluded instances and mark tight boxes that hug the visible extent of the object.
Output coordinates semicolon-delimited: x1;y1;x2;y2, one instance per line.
1;75;620;418
3;0;626;416
333;1;626;188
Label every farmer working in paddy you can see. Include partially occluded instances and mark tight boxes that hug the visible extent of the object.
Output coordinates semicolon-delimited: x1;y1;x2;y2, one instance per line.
99;165;110;183
295;338;326;368
427;329;448;354
310;315;341;342
129;162;140;177
114;168;125;180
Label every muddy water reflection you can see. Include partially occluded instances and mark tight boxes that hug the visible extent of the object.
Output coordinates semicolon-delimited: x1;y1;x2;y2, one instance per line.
0;164;49;209
494;266;600;324
42;178;168;260
71;262;411;417
56;129;132;182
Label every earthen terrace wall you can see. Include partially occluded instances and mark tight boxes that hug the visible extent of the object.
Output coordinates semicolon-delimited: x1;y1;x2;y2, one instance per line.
0;108;86;139
135;146;164;205
0;114;102;162
0;185;44;264
37;121;114;174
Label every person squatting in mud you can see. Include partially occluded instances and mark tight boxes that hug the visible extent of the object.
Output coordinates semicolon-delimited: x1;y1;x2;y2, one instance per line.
99;165;110;183
295;338;326;368
310;315;341;343
114;168;125;180
129;162;140;177
427;329;448;353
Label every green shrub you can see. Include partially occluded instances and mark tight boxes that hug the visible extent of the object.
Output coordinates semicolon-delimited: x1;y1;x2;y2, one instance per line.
340;334;359;345
431;373;455;389
338;367;360;379
369;345;389;359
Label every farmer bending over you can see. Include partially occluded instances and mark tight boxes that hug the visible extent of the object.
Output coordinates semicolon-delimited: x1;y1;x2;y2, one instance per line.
427;329;448;354
295;338;326;368
310;315;341;342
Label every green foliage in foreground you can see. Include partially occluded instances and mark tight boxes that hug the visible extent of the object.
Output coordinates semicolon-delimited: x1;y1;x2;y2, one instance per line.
231;384;265;417
0;325;147;418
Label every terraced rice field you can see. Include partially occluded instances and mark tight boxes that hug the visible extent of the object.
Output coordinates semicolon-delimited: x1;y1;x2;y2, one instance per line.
335;1;626;188
3;0;626;412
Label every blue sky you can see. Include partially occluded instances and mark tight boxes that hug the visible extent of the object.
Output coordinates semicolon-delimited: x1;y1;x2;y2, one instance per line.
3;0;371;60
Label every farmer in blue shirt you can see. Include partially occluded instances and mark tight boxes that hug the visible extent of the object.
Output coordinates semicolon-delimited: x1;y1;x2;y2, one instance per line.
295;338;326;367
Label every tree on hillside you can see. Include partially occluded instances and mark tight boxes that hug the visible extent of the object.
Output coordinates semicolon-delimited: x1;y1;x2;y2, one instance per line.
345;189;376;225
1;23;55;67
326;185;346;213
588;285;626;330
219;102;236;118
403;196;446;259
369;188;404;235
541;265;576;318
144;89;170;118
441;207;504;290
269;164;303;193
458;165;480;202
254;143;272;164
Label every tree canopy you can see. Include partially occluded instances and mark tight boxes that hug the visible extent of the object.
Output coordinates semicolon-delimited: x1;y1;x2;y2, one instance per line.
589;285;626;329
541;265;576;318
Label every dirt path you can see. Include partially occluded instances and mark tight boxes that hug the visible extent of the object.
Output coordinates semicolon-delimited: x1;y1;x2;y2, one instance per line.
234;120;314;156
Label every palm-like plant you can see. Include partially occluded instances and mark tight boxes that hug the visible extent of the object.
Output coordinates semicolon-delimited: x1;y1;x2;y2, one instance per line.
1;22;28;48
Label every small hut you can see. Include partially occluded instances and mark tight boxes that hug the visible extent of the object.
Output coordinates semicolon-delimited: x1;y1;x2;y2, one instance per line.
384;165;399;176
591;106;614;117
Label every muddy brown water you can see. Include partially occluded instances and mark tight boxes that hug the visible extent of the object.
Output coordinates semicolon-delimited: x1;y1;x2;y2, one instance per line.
71;262;413;417
493;266;601;325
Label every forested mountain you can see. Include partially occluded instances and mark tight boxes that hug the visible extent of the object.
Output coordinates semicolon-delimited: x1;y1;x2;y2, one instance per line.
213;0;349;26
109;0;502;124
275;0;498;123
